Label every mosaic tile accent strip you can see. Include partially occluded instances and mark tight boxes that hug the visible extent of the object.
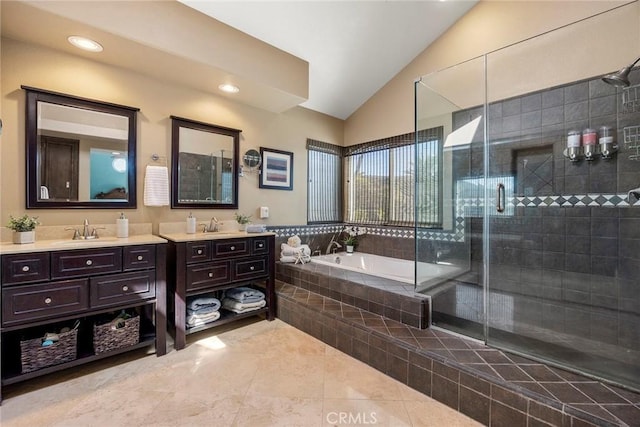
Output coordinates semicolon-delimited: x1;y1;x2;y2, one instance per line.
268;224;342;238
515;194;640;208
268;223;464;243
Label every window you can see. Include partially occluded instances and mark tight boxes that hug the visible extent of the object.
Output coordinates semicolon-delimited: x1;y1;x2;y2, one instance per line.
344;128;443;227
307;139;342;223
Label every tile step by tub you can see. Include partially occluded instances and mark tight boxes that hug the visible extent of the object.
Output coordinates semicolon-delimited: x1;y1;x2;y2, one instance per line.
275;281;640;427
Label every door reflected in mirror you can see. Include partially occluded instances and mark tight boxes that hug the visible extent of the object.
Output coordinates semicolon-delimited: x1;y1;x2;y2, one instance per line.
171;116;240;209
23;86;138;208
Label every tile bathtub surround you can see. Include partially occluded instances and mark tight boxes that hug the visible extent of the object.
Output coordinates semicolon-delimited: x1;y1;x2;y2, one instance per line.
0;317;482;427
276;261;430;329
277;282;640;427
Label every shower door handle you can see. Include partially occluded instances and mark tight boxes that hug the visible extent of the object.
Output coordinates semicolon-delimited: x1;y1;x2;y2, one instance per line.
496;183;505;213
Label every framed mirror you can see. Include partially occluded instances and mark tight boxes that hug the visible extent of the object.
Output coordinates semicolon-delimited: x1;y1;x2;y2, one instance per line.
171;116;240;209
23;86;138;208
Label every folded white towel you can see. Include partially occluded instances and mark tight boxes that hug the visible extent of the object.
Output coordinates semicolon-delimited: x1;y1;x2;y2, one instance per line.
280;254;311;264
143;165;169;206
186;310;221;328
222;298;267;314
281;243;311;257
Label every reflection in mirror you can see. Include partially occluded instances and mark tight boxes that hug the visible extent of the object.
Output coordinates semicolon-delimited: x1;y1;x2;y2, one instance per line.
171;116;240;209
23;86;138;208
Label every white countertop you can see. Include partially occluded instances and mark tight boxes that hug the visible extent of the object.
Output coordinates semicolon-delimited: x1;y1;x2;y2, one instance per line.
0;234;167;255
159;231;275;243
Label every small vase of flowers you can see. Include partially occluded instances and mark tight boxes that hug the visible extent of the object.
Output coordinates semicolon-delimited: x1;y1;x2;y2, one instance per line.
234;213;252;231
7;214;40;244
342;225;366;254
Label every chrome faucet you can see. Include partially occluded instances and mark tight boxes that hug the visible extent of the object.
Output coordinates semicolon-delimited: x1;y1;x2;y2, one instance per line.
82;219;91;239
325;234;342;254
202;217;219;233
66;219;101;240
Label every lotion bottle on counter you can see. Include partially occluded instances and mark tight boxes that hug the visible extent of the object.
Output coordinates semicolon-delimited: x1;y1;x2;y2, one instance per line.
116;213;129;238
186;212;196;234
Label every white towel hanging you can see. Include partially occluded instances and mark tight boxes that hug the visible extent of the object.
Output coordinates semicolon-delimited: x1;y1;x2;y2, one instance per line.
143;165;169;206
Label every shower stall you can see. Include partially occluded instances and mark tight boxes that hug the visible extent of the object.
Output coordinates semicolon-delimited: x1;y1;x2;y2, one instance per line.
415;3;640;392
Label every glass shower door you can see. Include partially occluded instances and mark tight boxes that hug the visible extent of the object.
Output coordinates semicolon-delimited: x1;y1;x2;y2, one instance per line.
484;5;640;390
414;56;485;341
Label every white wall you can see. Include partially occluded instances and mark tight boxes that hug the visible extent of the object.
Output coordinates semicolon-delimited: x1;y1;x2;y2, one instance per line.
345;0;639;145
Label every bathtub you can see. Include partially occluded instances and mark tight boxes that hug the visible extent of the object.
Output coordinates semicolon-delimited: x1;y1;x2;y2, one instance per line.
311;252;466;290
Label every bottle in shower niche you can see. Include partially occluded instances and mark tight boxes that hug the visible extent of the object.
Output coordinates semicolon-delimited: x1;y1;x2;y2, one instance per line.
116;213;129;238
186;212;196;234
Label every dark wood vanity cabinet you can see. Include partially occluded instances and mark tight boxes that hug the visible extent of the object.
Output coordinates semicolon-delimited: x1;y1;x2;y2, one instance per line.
0;242;167;402
167;234;275;350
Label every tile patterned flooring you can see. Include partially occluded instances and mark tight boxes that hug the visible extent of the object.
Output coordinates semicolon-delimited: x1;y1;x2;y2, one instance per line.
0;318;482;427
277;283;640;427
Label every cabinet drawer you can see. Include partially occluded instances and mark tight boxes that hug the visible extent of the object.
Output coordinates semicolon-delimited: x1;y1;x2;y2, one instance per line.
213;239;249;258
51;248;122;279
2;279;89;325
90;271;156;308
186;241;210;263
251;238;269;255
123;245;156;271
2;252;50;285
234;256;269;281
186;261;231;291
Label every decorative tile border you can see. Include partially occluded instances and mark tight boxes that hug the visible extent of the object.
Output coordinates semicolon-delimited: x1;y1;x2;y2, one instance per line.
267;192;638;242
515;193;640;208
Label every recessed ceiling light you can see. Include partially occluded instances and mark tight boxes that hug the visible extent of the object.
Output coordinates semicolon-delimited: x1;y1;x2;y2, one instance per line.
67;36;103;52
218;84;240;94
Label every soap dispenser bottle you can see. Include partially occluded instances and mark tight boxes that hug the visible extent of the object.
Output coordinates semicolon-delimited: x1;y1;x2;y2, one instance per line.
186;212;196;234
116;212;129;238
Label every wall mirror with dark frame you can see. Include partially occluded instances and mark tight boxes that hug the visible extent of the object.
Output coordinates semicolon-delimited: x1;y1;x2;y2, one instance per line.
23;86;139;209
171;116;240;209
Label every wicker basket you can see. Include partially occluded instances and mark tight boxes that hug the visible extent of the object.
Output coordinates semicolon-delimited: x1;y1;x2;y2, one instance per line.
20;328;78;373
93;315;140;355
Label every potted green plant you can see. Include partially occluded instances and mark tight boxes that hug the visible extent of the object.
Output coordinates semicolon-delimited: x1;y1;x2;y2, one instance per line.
7;214;40;244
342;225;366;254
234;213;252;231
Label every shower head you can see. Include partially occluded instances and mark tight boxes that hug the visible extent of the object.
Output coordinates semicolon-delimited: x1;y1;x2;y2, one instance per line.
602;56;640;88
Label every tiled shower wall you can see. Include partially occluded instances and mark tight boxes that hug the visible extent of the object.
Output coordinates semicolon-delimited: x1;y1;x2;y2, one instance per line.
452;70;640;351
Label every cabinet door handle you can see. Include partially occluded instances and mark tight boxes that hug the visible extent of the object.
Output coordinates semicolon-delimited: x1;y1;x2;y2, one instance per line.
208;272;213;278
250;266;255;271
137;255;144;261
230;246;236;251
122;285;129;292
258;243;264;248
44;297;52;305
22;265;30;272
197;249;203;255
86;259;93;266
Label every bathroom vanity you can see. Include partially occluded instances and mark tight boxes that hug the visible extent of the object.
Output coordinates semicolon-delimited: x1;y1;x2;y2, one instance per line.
160;231;275;350
0;235;167;402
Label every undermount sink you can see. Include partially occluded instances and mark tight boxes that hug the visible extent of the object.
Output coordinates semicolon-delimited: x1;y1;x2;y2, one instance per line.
50;237;120;246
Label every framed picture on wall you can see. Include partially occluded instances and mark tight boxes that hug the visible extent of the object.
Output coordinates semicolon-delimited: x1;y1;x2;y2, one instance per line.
259;147;293;190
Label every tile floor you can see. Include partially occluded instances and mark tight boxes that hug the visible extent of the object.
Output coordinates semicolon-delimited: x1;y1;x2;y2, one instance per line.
0;318;482;427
